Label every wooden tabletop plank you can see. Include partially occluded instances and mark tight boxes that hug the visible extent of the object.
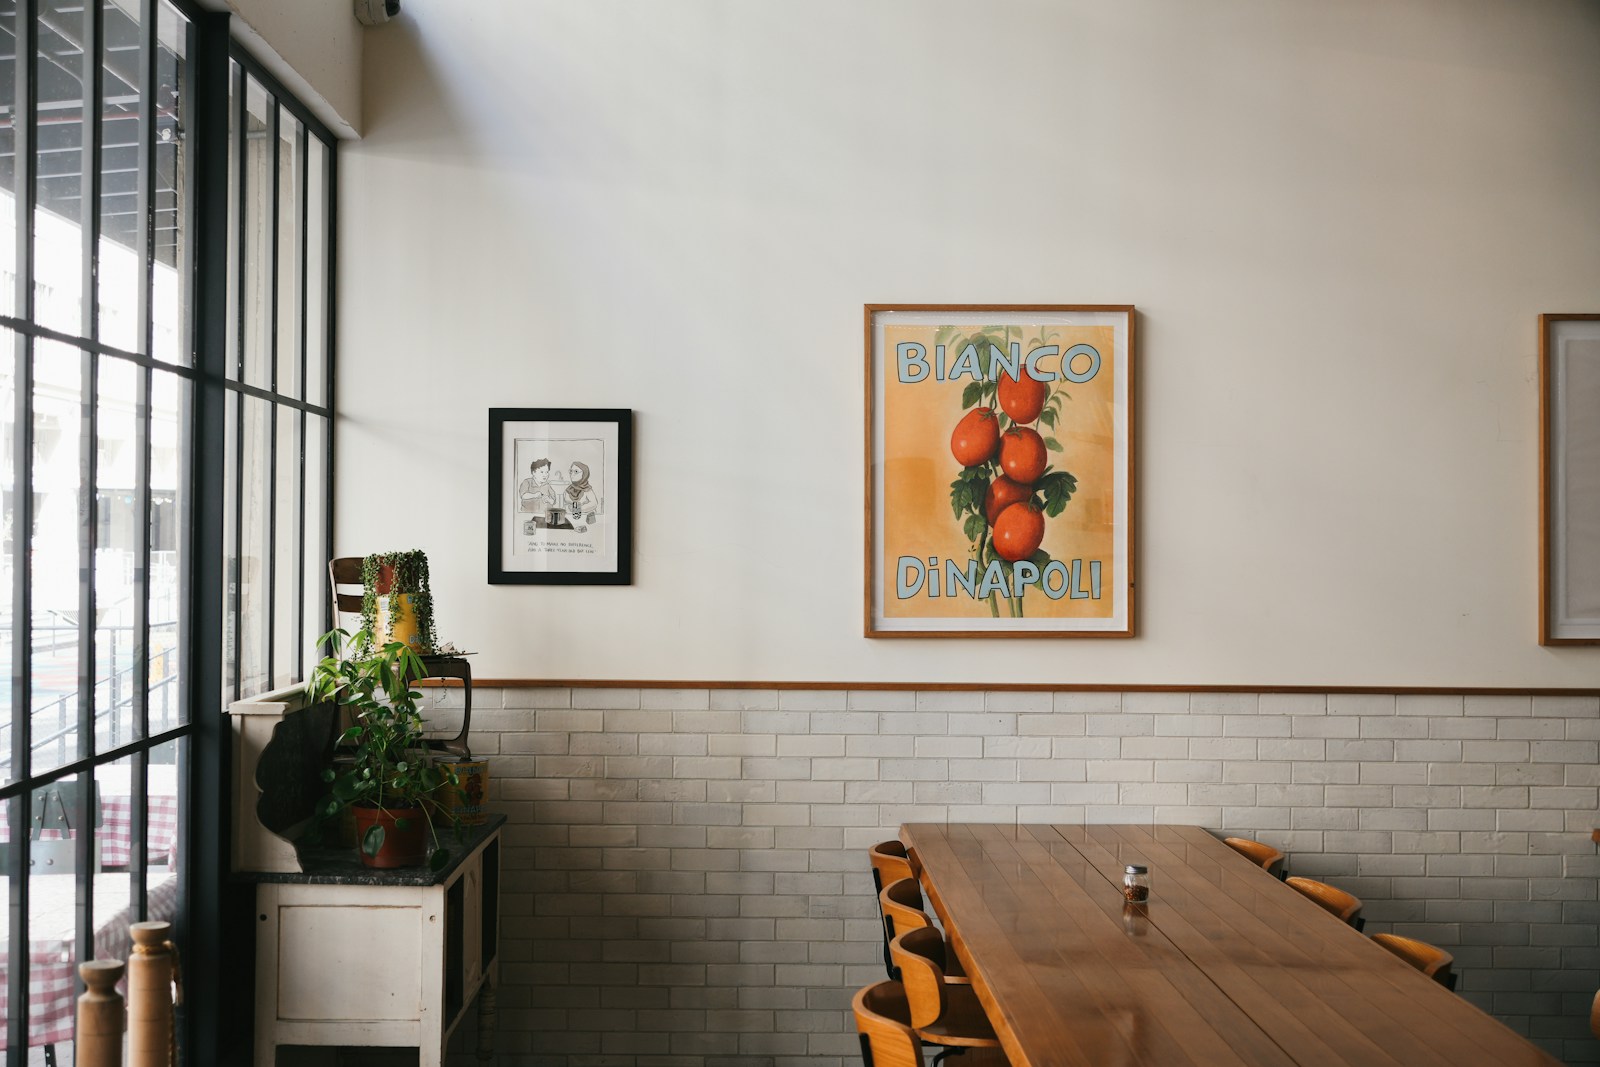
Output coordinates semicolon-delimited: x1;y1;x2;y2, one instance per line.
1058;823;1562;1067
907;824;1297;1067
905;824;1564;1067
1024;824;1407;1067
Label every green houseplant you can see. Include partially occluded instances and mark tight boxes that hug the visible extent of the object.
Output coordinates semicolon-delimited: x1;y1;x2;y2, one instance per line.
359;549;436;654
307;627;458;869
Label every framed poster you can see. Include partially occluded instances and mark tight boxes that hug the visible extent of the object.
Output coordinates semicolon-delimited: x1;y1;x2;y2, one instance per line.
488;408;633;585
865;305;1134;637
1540;314;1600;644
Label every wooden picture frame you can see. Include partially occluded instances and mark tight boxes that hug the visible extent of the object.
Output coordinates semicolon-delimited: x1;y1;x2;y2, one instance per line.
1540;314;1600;644
488;408;633;585
864;305;1135;638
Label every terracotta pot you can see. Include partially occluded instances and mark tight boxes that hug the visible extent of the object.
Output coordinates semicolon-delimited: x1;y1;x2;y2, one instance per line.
351;805;429;868
371;562;396;595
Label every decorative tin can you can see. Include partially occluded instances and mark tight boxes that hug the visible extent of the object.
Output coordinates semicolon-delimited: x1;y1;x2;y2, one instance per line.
439;757;490;826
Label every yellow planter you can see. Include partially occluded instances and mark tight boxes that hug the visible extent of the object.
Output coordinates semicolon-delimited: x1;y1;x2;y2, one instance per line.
377;593;422;651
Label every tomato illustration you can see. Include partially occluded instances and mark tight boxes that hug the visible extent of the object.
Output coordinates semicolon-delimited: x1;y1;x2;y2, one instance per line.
998;372;1049;424
992;502;1045;561
950;407;1000;467
984;476;1032;526
999;426;1048;484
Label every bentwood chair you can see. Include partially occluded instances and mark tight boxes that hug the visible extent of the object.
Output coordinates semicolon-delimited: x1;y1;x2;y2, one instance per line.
1224;836;1286;879
853;981;1009;1067
869;839;916;893
1590;989;1600;1039
1371;933;1456;991
1287;877;1365;930
889;928;1001;1056
879;879;968;983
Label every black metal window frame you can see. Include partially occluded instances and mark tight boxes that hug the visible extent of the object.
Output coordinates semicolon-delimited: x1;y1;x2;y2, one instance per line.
0;3;336;1063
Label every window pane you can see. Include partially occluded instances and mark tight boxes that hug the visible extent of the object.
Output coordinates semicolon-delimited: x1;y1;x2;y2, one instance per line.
96;354;140;751
224;58;239;379
151;1;188;366
238;392;269;697
275;108;300;400
222;386;238;702
302;413;327;664
149;735;182;913
272;404;299;688
94;752;135;969
28;777;85;1054
31;339;83;774
98;0;142;351
240;77;271;389
32;0;87;337
0;327;14;787
150;370;185;730
0;2;17;320
303;135;326;408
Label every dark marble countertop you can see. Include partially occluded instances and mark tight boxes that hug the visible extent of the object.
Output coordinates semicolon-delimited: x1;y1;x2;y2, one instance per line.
236;813;505;886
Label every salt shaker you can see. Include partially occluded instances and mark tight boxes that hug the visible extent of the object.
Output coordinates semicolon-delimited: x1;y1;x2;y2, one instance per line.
1123;863;1150;902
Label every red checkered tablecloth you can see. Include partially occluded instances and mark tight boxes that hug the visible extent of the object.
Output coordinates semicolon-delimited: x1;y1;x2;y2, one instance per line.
0;873;179;1051
0;794;179;867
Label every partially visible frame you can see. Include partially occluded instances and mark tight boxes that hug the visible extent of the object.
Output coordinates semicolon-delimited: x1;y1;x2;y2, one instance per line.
1540;315;1600;644
865;305;1135;638
488;408;634;585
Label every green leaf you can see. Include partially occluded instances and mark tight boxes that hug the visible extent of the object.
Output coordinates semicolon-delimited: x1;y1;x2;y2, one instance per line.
394;816;411;831
963;513;984;542
1028;549;1051;568
361;823;386;857
1044;437;1063;452
961;381;983;409
321;768;336;783
428;848;450;872
1045;495;1069;518
1039;408;1057;430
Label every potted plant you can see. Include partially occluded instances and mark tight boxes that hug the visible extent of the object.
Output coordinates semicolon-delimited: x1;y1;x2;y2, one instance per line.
359;550;436;654
307;627;458;869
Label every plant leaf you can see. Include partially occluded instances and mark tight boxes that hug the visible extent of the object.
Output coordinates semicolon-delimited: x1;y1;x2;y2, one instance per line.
1045;437;1063;452
961;381;983;409
428;848;450;872
361;823;386;857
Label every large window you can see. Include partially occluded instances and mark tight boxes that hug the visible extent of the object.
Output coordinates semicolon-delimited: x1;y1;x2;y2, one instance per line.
0;2;334;1063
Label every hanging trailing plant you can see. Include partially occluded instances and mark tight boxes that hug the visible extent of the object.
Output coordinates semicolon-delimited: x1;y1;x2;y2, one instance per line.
358;549;437;654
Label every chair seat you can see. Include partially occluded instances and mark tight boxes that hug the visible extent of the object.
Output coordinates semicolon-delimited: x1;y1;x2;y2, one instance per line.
913;982;1001;1048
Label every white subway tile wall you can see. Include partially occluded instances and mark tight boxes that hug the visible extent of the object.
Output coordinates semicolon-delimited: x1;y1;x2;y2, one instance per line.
432;687;1600;1067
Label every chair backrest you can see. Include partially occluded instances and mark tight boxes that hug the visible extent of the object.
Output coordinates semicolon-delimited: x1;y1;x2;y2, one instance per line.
880;878;934;939
1287;877;1364;929
852;981;923;1067
1372;933;1456;990
869;839;915;893
329;556;364;634
1591;989;1600;1040
888;927;951;1030
1224;836;1285;879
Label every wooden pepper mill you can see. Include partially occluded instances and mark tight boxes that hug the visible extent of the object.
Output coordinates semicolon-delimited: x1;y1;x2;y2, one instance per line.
76;959;127;1067
129;921;181;1067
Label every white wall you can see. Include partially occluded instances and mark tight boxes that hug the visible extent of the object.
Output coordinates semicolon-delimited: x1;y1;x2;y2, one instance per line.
338;0;1600;686
207;0;362;137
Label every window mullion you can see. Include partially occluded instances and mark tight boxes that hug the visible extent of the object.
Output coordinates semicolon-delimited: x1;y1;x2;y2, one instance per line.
6;1;39;1060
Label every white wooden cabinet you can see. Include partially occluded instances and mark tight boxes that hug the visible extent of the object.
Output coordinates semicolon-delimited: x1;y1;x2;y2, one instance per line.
229;684;502;1066
251;828;501;1066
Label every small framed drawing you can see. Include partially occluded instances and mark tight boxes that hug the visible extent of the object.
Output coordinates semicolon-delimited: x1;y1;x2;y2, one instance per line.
1540;315;1600;644
488;408;633;585
865;305;1135;637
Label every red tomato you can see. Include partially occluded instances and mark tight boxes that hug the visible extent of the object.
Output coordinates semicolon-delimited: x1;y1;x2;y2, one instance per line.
999;427;1048;484
950;408;1000;467
998;372;1049;424
993;502;1045;561
984;476;1032;526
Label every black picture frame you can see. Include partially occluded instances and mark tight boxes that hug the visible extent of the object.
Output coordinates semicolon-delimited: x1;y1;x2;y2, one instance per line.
488;408;634;585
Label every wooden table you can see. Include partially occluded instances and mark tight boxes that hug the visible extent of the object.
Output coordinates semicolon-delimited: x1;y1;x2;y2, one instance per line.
901;823;1563;1067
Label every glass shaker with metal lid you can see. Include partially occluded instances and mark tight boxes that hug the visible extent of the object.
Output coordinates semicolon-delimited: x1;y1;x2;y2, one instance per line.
1123;863;1150;902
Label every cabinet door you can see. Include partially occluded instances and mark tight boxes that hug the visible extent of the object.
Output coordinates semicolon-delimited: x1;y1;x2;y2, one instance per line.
463;858;482;988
